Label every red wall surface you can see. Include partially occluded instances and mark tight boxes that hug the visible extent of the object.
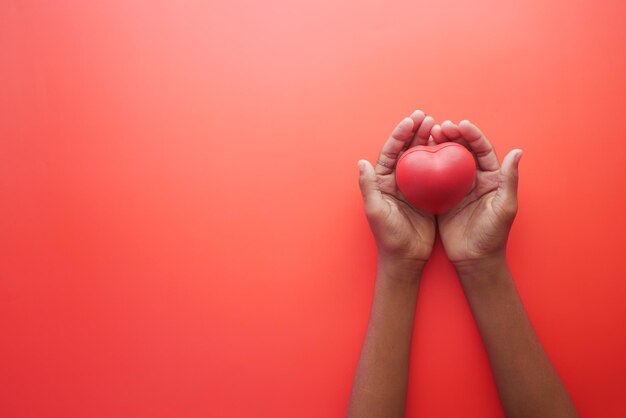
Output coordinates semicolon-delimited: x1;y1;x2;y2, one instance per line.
2;1;626;417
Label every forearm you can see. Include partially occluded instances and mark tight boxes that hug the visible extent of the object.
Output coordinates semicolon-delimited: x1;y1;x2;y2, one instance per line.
347;257;422;418
456;258;577;418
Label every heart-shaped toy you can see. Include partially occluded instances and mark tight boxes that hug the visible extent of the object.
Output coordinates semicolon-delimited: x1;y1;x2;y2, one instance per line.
395;142;476;214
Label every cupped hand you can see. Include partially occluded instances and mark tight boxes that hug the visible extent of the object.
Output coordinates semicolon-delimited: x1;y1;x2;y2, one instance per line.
358;110;437;269
431;120;523;268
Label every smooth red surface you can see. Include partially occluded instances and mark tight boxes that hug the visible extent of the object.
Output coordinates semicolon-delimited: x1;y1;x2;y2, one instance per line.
1;1;626;417
396;143;476;214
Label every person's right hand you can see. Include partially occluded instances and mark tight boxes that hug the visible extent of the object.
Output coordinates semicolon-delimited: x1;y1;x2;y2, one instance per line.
358;110;437;273
432;120;523;271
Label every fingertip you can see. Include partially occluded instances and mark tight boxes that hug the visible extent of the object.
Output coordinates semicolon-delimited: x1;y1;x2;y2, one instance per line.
409;109;426;126
458;120;482;141
502;149;522;174
392;117;415;139
515;149;523;165
358;159;373;172
400;117;414;128
441;120;460;139
509;148;523;163
458;119;474;133
417;116;435;137
431;124;446;143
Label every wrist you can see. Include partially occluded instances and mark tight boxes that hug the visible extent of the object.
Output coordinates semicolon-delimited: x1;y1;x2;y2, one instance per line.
454;257;515;299
453;255;510;282
377;253;424;285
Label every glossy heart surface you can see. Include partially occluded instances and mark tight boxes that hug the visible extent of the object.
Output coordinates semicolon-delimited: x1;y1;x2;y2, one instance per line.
395;142;476;214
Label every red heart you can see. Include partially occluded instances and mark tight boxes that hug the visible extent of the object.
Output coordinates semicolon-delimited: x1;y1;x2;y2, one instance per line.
395;142;476;214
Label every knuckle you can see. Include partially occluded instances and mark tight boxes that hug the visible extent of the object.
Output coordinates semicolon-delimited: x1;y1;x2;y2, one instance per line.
382;151;399;160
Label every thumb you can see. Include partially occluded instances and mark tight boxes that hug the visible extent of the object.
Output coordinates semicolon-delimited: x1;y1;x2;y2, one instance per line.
501;149;523;196
358;160;384;217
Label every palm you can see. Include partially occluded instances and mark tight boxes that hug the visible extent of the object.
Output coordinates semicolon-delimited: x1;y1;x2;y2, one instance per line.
432;119;521;264
438;169;509;263
359;110;437;264
375;171;436;263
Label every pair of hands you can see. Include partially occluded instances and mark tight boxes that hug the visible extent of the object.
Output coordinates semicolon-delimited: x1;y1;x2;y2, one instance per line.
358;110;523;276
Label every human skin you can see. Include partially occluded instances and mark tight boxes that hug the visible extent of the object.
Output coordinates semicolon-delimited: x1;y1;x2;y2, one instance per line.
433;120;578;418
347;110;436;418
348;112;578;418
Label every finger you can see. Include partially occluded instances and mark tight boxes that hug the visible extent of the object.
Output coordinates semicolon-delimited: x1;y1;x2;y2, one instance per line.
358;160;385;218
414;115;435;146
494;149;523;217
427;136;436;146
407;115;435;149
375;117;415;175
441;120;461;139
408;109;426;137
431;124;446;143
398;111;426;159
501;149;523;195
406;109;427;149
440;120;471;149
458;120;500;171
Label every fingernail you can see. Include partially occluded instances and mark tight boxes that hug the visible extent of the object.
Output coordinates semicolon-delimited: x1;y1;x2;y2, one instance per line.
358;160;365;173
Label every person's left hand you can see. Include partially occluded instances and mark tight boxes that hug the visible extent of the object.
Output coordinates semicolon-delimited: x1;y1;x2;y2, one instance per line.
431;120;522;271
358;110;437;272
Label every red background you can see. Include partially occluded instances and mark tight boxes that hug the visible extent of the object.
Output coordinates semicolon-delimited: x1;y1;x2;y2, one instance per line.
2;1;626;417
